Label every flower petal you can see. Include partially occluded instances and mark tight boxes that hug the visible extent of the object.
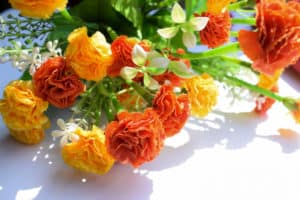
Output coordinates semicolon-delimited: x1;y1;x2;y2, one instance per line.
132;44;147;66
171;2;186;23
190;17;209;31
144;73;160;90
182;32;197;48
157;27;179;39
148;57;170;68
57;118;66;130
120;66;139;80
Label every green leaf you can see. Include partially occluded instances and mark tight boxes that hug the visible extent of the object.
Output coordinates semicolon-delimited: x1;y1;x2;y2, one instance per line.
110;0;143;29
169;61;194;78
120;67;139;80
19;68;32;81
185;0;208;16
145;67;167;75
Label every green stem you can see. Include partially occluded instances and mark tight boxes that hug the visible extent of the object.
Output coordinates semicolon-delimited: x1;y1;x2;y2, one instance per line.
192;65;298;111
127;80;154;105
219;55;253;70
230;31;238;37
182;42;240;60
60;8;74;22
231;18;256;25
228;0;249;11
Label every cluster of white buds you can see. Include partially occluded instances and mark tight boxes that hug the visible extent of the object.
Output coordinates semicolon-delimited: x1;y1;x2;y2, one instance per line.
215;67;260;113
0;40;62;76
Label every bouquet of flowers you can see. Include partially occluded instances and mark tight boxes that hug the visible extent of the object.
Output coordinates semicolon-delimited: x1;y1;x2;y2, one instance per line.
0;0;300;174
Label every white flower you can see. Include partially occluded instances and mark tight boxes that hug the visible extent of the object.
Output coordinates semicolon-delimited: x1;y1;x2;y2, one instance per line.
157;3;209;48
51;118;84;147
120;44;169;90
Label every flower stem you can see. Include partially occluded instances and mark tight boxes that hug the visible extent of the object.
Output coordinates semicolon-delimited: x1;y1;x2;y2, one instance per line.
60;8;74;22
231;18;256;25
192;65;298;111
181;42;240;60
219;55;253;70
228;0;249;11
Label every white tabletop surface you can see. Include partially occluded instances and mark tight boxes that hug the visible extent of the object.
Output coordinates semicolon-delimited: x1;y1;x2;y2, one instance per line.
1;10;300;200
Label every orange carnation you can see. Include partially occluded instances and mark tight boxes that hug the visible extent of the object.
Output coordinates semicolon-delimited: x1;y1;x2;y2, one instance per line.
65;27;113;81
198;11;231;48
108;35;150;77
9;0;67;19
33;57;84;108
105;108;165;167
238;0;300;75
153;85;190;137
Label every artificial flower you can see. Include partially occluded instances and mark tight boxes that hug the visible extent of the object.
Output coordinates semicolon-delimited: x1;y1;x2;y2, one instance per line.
153;85;190;137
33;57;85;108
157;3;209;48
238;0;300;75
197;11;231;48
108;35;150;77
206;0;236;14
8;0;67;19
9;128;45;145
0;80;49;144
62;126;115;175
183;74;218;118
105;108;165;167
65;26;113;81
51;118;84;147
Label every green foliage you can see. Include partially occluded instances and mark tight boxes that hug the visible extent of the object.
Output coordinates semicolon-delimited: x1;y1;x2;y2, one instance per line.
169;61;194;78
19;68;32;81
111;0;143;29
186;0;208;18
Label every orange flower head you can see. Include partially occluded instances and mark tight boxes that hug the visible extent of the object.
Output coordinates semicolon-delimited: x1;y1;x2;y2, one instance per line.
153;85;190;137
0;80;49;144
65;27;113;81
105;108;165;167
9;0;67;19
108;35;151;77
62;126;115;175
197;11;231;48
183;74;218;118
238;0;300;75
207;0;236;14
33;57;85;109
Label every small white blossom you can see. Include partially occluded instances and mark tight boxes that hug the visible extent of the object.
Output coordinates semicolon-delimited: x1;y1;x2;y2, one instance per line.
157;3;209;48
51;118;89;147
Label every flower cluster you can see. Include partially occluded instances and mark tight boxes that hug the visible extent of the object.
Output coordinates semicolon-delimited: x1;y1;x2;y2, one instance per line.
0;0;300;175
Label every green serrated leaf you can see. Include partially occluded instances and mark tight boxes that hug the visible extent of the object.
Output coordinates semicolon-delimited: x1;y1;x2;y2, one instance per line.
19;68;32;81
145;67;167;75
169;61;194;78
111;0;143;29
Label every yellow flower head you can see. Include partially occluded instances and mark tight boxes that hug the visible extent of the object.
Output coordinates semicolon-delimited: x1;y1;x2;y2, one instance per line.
8;0;67;19
207;0;236;14
0;80;49;144
65;27;113;81
62;126;115;175
183;74;218;118
258;69;283;90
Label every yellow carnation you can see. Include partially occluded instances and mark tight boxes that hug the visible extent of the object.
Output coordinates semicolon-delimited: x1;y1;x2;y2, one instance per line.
183;74;218;118
62;126;115;175
8;0;67;19
65;27;113;81
0;80;49;144
207;0;236;14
